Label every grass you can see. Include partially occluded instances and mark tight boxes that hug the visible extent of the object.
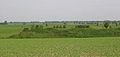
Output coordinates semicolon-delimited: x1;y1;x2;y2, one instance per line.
0;24;31;38
0;37;120;57
0;24;120;57
0;24;120;38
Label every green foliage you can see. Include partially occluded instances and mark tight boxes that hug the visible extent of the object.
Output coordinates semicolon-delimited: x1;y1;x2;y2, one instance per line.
104;22;110;29
0;23;120;38
45;24;48;26
75;25;89;28
10;27;120;38
63;25;66;28
35;25;39;29
22;28;29;32
96;22;99;26
4;21;8;24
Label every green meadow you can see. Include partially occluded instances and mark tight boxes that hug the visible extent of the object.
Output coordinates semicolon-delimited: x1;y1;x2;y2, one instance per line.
0;22;120;57
0;37;120;57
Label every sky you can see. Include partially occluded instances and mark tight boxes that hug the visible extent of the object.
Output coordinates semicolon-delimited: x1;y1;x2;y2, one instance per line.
0;0;120;22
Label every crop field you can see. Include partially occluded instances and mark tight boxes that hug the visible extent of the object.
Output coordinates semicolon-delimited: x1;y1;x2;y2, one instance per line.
0;24;31;38
0;22;120;57
0;37;120;57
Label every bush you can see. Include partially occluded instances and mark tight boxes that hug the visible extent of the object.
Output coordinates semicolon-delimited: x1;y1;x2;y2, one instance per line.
104;22;109;29
56;25;59;28
75;25;89;28
46;24;48;26
22;28;29;32
53;26;56;28
59;25;62;28
63;25;66;28
35;25;39;29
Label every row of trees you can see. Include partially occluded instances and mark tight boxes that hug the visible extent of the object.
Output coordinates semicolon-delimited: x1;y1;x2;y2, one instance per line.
53;25;66;28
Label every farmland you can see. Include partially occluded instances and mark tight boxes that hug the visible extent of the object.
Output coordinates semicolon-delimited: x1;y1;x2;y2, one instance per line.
1;21;120;38
0;37;120;57
0;21;120;57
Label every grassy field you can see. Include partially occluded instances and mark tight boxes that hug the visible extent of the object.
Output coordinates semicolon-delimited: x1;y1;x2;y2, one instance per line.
0;23;120;57
0;37;120;57
0;24;31;38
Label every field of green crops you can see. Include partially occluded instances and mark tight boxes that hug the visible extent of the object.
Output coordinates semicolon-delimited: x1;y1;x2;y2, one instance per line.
0;37;120;57
0;24;120;57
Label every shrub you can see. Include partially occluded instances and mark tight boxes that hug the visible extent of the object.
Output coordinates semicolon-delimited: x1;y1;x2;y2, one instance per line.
53;26;56;28
75;25;89;28
63;25;66;28
59;25;62;28
31;25;35;30
104;22;109;29
46;24;48;26
4;21;8;24
96;23;99;26
35;25;39;29
115;23;118;26
56;25;59;28
22;28;29;32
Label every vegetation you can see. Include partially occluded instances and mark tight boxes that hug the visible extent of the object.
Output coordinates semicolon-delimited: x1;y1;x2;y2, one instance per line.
104;22;110;29
0;21;120;38
8;23;120;38
0;21;120;57
0;37;120;57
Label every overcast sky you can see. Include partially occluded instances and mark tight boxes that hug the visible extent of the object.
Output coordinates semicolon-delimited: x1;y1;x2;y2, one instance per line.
0;0;120;22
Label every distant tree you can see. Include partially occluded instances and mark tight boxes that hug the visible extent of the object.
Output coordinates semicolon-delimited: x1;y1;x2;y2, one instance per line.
96;22;99;26
75;25;89;28
104;22;109;29
56;25;59;28
63;25;66;28
4;21;8;24
115;22;118;26
63;22;67;25
53;26;56;28
35;25;39;29
45;24;47;26
59;25;62;28
10;21;12;23
31;25;34;30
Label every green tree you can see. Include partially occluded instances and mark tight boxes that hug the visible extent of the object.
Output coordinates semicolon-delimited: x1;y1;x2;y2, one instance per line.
96;22;99;26
115;22;118;26
53;26;56;28
104;22;109;29
63;25;66;28
59;25;62;28
35;25;39;29
56;25;59;28
46;24;48;26
4;21;8;24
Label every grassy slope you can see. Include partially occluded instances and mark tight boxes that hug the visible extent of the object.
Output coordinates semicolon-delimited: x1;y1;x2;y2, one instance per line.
0;37;120;57
0;25;22;38
0;25;31;38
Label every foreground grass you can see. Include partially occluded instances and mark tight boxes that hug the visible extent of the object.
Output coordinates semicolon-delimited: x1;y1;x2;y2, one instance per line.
0;37;120;57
